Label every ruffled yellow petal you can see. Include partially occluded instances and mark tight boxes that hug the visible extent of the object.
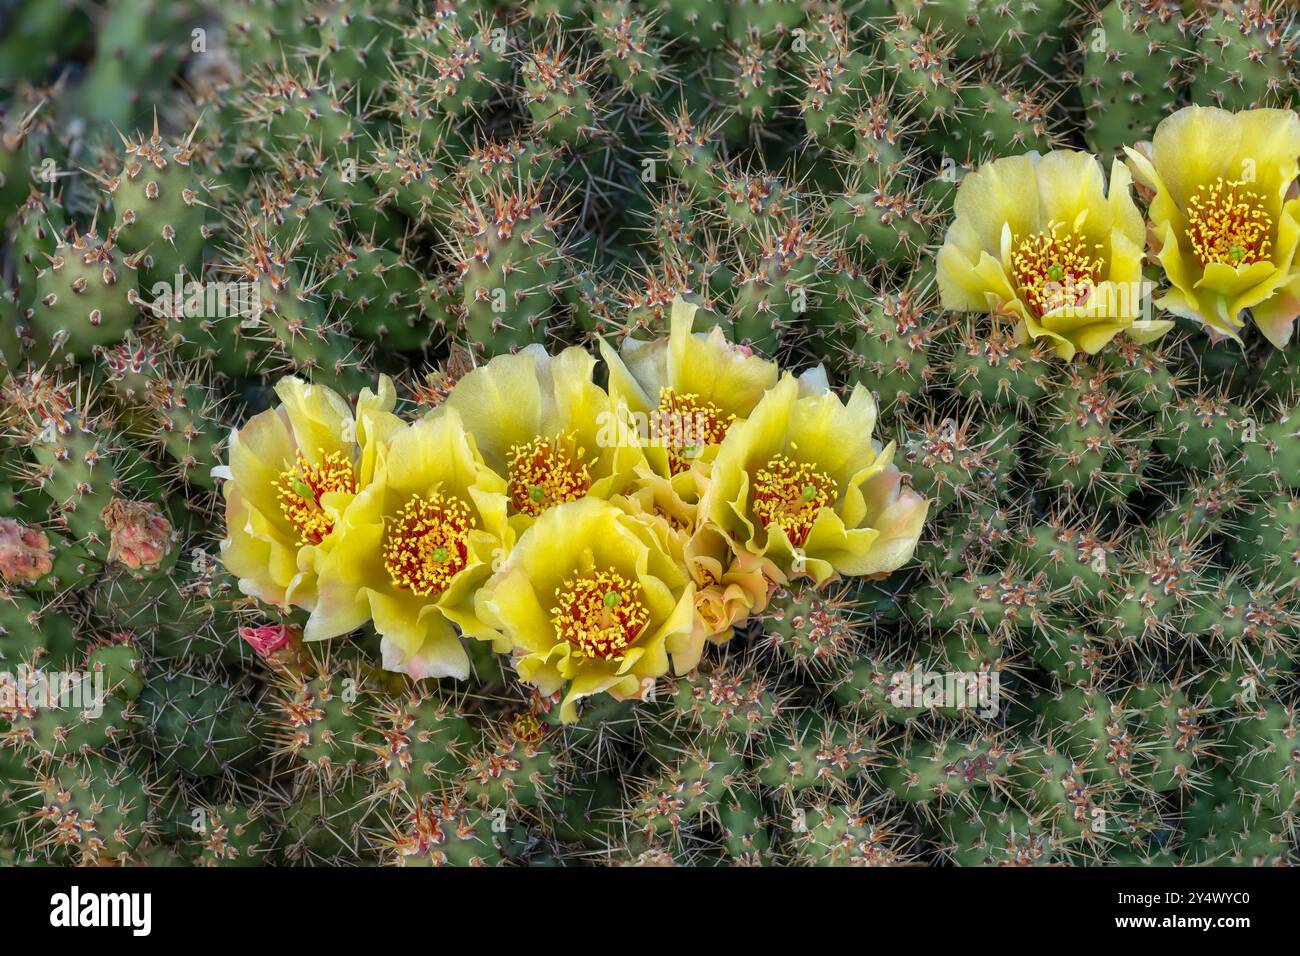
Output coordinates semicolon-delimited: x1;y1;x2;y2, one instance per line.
221;484;305;608
355;375;401;486
1220;108;1300;212
442;345;642;536
1107;159;1146;250
599;299;777;482
1034;150;1111;250
442;349;548;471
951;153;1040;253
1200;260;1278;301
375;595;469;681
1146;106;1242;209
303;475;388;638
786;383;880;486
225;406;296;539
666;298;778;418
600;336;664;417
558;668;642;724
1253;274;1300;348
275;377;353;465
936;220;994;311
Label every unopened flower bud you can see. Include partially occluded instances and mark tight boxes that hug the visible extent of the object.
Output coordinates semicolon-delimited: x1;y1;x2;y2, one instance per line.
0;517;53;584
100;498;175;570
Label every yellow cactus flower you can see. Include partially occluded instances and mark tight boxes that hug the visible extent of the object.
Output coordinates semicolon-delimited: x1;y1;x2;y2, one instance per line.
1124;106;1300;347
682;523;776;662
476;498;696;722
307;409;512;680
437;345;643;534
937;149;1173;359
598;296;778;479
703;375;929;586
216;375;400;611
615;474;777;671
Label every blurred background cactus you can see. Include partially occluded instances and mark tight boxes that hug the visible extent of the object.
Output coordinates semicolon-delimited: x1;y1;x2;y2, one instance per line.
0;0;1298;866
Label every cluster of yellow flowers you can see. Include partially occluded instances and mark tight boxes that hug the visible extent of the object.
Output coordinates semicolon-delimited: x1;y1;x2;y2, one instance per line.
216;299;930;721
938;106;1300;356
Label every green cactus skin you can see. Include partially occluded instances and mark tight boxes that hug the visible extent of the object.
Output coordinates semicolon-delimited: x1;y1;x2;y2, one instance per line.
1078;1;1194;157
1191;2;1298;112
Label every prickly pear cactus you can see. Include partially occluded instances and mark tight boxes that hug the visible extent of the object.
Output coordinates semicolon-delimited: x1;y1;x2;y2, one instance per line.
0;0;1298;871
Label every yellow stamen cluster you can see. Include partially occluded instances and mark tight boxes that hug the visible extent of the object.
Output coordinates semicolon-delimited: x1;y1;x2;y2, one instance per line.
1011;225;1104;317
383;493;476;597
507;431;592;517
1185;179;1272;267
275;449;358;545
551;568;650;661
752;454;836;547
651;387;734;475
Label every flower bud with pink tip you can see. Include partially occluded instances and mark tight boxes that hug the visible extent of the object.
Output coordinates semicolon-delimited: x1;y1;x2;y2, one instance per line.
0;517;53;584
100;499;175;571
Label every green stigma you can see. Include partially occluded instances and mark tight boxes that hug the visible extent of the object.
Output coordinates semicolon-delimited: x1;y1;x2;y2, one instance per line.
529;484;545;503
603;589;621;609
432;547;449;563
1045;262;1065;282
801;484;817;502
290;479;314;500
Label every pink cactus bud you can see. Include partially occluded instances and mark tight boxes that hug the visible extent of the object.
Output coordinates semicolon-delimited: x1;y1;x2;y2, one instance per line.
238;622;298;659
0;517;53;584
100;499;175;570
